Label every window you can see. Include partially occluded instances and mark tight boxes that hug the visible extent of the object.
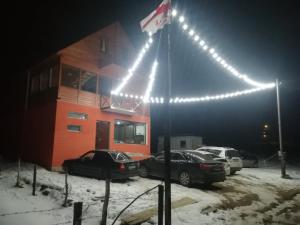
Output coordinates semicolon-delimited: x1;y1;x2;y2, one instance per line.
180;140;187;148
100;38;109;54
68;112;88;120
171;153;185;161
156;153;164;160
61;65;80;89
50;65;59;88
40;70;50;91
30;75;40;94
110;152;131;161
80;71;97;93
98;77;112;95
67;125;82;132
114;120;146;144
81;152;95;161
225;150;240;158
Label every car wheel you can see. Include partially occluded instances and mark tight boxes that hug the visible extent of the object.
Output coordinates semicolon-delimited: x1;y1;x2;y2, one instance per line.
230;170;236;175
139;165;148;178
179;171;191;187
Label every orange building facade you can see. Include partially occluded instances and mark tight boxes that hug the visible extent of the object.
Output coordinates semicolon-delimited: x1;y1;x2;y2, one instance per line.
22;22;151;170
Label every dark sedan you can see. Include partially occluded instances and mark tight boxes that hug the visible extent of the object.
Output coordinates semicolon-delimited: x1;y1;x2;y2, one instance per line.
139;150;226;186
63;150;139;180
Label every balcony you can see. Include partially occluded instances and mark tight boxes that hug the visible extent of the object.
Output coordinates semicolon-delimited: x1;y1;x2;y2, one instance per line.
100;94;148;116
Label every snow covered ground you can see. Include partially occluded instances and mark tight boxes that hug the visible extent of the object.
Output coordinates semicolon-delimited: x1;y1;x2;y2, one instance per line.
0;161;299;225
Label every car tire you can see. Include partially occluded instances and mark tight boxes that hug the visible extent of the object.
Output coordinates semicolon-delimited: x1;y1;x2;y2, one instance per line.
139;165;148;178
179;171;191;187
230;170;236;175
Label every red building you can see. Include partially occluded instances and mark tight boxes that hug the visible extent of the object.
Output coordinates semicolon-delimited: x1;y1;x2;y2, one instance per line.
16;22;151;170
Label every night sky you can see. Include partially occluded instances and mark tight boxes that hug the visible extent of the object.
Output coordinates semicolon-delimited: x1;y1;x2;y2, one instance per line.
5;0;300;158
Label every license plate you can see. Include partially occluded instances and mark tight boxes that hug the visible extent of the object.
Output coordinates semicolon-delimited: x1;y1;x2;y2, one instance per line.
128;165;136;170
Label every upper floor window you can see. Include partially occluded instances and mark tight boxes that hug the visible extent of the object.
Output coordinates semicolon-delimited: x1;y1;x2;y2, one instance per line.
68;112;88;120
40;70;50;91
100;38;109;54
30;75;40;94
98;77;112;96
61;65;80;89
80;71;97;93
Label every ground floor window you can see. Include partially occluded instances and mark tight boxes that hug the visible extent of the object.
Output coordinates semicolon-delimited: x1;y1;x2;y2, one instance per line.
67;125;82;132
114;120;146;144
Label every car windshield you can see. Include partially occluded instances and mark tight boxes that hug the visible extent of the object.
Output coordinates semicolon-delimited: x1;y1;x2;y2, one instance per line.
226;150;240;158
185;151;215;162
109;152;131;161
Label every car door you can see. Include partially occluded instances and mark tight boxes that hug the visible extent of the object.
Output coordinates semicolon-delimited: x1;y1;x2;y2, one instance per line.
170;153;187;179
73;151;96;177
151;153;165;177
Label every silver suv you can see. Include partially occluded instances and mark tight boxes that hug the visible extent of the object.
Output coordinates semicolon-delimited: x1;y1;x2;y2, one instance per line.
196;146;243;175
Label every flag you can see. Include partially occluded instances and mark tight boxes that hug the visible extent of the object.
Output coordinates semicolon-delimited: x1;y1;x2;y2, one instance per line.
140;0;171;35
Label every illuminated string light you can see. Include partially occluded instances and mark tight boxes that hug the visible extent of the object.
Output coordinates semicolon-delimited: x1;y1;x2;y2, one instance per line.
172;9;177;17
179;16;185;23
111;37;154;95
143;60;159;103
111;85;273;105
169;86;274;104
175;9;275;88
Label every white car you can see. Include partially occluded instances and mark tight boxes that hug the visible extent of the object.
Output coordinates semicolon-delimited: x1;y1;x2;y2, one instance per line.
194;150;231;175
196;146;243;175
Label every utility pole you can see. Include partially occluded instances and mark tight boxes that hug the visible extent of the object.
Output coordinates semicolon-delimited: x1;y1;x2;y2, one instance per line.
275;79;286;178
164;15;172;225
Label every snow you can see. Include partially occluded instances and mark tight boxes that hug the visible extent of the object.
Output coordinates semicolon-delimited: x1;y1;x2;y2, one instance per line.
1;161;300;225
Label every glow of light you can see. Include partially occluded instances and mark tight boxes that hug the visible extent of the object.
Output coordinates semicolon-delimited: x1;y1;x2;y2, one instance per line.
172;9;177;17
167;86;274;104
174;11;275;89
209;48;215;54
179;16;185;23
194;35;199;41
143;60;159;103
112;37;154;94
189;29;195;36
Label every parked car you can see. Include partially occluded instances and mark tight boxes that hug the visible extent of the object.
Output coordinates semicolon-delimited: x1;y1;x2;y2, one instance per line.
63;150;139;180
197;146;243;175
194;150;231;175
139;150;226;186
239;150;259;168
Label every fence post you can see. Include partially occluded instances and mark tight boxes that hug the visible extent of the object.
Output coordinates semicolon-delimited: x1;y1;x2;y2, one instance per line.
15;158;22;188
73;202;82;225
158;185;164;225
32;164;37;195
63;170;69;207
101;168;111;225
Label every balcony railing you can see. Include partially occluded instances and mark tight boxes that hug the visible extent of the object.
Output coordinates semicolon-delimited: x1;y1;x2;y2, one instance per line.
100;94;148;116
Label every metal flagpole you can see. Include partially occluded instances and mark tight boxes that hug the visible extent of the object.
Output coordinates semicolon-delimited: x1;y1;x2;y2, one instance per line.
164;4;172;225
275;79;286;178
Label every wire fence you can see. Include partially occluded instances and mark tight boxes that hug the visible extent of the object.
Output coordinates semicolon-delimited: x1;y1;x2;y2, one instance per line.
0;184;162;225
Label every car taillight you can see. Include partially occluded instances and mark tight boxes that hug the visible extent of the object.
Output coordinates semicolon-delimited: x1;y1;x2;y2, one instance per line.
119;163;126;171
199;163;211;170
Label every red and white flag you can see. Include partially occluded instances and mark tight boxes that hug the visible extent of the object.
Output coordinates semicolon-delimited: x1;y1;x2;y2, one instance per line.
140;0;171;35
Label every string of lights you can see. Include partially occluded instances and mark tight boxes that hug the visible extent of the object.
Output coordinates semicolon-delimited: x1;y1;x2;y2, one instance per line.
143;60;159;103
171;9;275;89
111;35;154;95
111;8;276;105
110;85;273;104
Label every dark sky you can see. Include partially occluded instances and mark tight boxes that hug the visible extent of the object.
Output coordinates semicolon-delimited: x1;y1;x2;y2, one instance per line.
5;0;300;156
